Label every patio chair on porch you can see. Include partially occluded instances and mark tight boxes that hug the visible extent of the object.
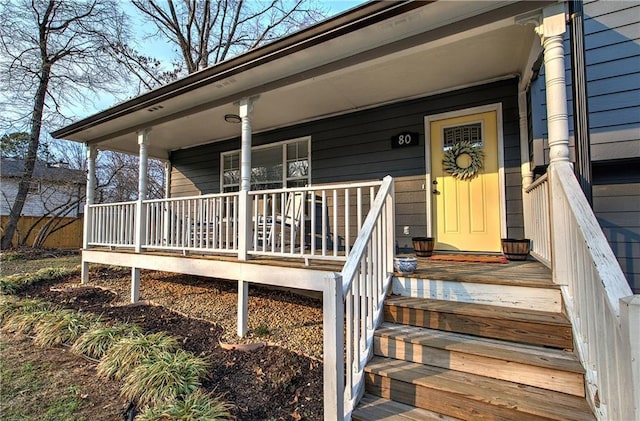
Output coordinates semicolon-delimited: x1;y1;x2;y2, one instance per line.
256;191;305;250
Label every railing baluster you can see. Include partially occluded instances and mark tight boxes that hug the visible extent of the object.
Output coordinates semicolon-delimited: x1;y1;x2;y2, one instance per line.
310;190;316;256
322;191;327;256
333;189;338;257
345;189;350;256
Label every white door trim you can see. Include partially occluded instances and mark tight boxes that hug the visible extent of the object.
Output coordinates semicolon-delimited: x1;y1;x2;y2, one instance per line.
424;103;507;242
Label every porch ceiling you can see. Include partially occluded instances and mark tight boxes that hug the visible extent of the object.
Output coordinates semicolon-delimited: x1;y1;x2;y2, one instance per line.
55;1;547;160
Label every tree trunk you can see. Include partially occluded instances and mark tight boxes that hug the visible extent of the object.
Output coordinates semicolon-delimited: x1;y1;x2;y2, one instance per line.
1;66;51;249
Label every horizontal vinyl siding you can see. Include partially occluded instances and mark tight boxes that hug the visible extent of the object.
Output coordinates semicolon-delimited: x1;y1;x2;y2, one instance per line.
170;78;524;242
583;0;640;161
592;159;640;293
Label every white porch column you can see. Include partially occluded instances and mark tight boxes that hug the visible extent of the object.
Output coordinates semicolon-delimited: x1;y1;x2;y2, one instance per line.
539;3;571;166
81;144;97;284
137;129;150;200
133;129;150;302
163;161;171;246
518;92;534;189
537;3;571;284
237;97;255;337
164;161;171;199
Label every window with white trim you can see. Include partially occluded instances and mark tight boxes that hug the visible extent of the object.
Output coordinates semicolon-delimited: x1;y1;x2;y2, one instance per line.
221;137;310;192
442;122;483;150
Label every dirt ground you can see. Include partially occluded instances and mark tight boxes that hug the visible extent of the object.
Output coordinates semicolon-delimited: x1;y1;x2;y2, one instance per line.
0;333;124;421
10;268;325;420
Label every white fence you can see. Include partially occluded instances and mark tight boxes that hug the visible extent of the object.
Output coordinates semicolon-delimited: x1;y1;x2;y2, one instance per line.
524;173;551;266
526;164;639;420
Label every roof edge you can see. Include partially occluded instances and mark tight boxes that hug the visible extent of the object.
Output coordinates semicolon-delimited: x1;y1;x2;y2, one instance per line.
52;0;428;139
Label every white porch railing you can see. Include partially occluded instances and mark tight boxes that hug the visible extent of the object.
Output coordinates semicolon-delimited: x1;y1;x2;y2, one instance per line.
322;175;395;420
524;173;551;266
87;201;137;247
249;180;381;261
86;181;382;263
143;193;240;253
525;163;639;421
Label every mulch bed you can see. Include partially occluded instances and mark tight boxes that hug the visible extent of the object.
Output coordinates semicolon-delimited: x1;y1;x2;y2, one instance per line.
16;277;324;420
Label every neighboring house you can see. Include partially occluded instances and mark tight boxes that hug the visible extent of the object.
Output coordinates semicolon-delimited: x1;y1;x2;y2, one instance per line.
53;1;638;420
0;158;85;248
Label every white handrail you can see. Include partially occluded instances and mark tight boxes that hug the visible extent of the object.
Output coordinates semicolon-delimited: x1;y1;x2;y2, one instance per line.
332;175;395;419
535;164;638;420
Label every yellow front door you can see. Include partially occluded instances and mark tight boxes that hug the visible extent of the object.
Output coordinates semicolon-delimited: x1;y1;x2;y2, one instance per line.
430;111;501;252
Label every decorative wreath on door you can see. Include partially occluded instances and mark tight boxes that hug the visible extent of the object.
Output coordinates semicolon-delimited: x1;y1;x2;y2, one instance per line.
443;140;484;180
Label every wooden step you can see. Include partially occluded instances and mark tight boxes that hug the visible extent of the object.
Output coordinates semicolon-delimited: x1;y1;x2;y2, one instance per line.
365;356;595;421
384;296;573;350
375;323;585;396
353;393;462;420
392;275;562;312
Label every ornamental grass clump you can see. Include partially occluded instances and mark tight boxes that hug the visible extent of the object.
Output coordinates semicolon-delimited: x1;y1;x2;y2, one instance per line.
2;301;54;334
33;309;102;347
0;295;21;323
136;389;234;421
121;348;210;407
72;323;143;360
97;332;178;381
0;266;78;294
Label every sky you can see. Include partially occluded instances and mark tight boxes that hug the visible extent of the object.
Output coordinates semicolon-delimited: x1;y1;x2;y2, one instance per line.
79;0;367;120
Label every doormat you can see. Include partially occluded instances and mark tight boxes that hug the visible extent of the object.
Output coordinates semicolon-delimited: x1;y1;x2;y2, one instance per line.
429;254;508;264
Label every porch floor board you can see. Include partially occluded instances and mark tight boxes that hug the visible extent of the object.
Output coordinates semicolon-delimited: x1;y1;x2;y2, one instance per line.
86;248;553;289
400;255;555;289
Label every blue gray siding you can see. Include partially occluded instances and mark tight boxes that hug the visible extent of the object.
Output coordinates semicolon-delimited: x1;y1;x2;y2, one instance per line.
529;0;640;291
593;159;640;293
585;0;640;292
170;78;524;250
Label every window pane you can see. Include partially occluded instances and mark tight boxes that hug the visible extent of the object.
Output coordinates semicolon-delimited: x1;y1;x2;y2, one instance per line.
223;169;239;186
251;146;282;186
287;179;307;188
287;159;309;178
287;141;308;160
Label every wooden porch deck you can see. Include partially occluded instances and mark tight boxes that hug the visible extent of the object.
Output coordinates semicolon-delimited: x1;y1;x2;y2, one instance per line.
403;255;554;289
84;247;552;288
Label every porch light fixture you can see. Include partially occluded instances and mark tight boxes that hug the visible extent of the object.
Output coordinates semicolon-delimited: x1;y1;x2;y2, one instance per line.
224;114;241;123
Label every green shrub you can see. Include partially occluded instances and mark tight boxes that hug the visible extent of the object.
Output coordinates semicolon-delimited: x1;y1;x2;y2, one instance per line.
136;389;234;421
97;332;178;381
121;348;210;407
71;323;142;360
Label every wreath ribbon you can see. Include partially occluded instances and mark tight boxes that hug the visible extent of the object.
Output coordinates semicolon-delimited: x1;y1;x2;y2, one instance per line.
442;141;484;180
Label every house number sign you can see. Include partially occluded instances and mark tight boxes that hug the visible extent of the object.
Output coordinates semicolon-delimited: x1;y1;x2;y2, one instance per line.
391;131;419;149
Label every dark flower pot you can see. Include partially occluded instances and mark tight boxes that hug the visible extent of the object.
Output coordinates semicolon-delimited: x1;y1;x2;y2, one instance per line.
501;238;530;261
412;237;434;257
